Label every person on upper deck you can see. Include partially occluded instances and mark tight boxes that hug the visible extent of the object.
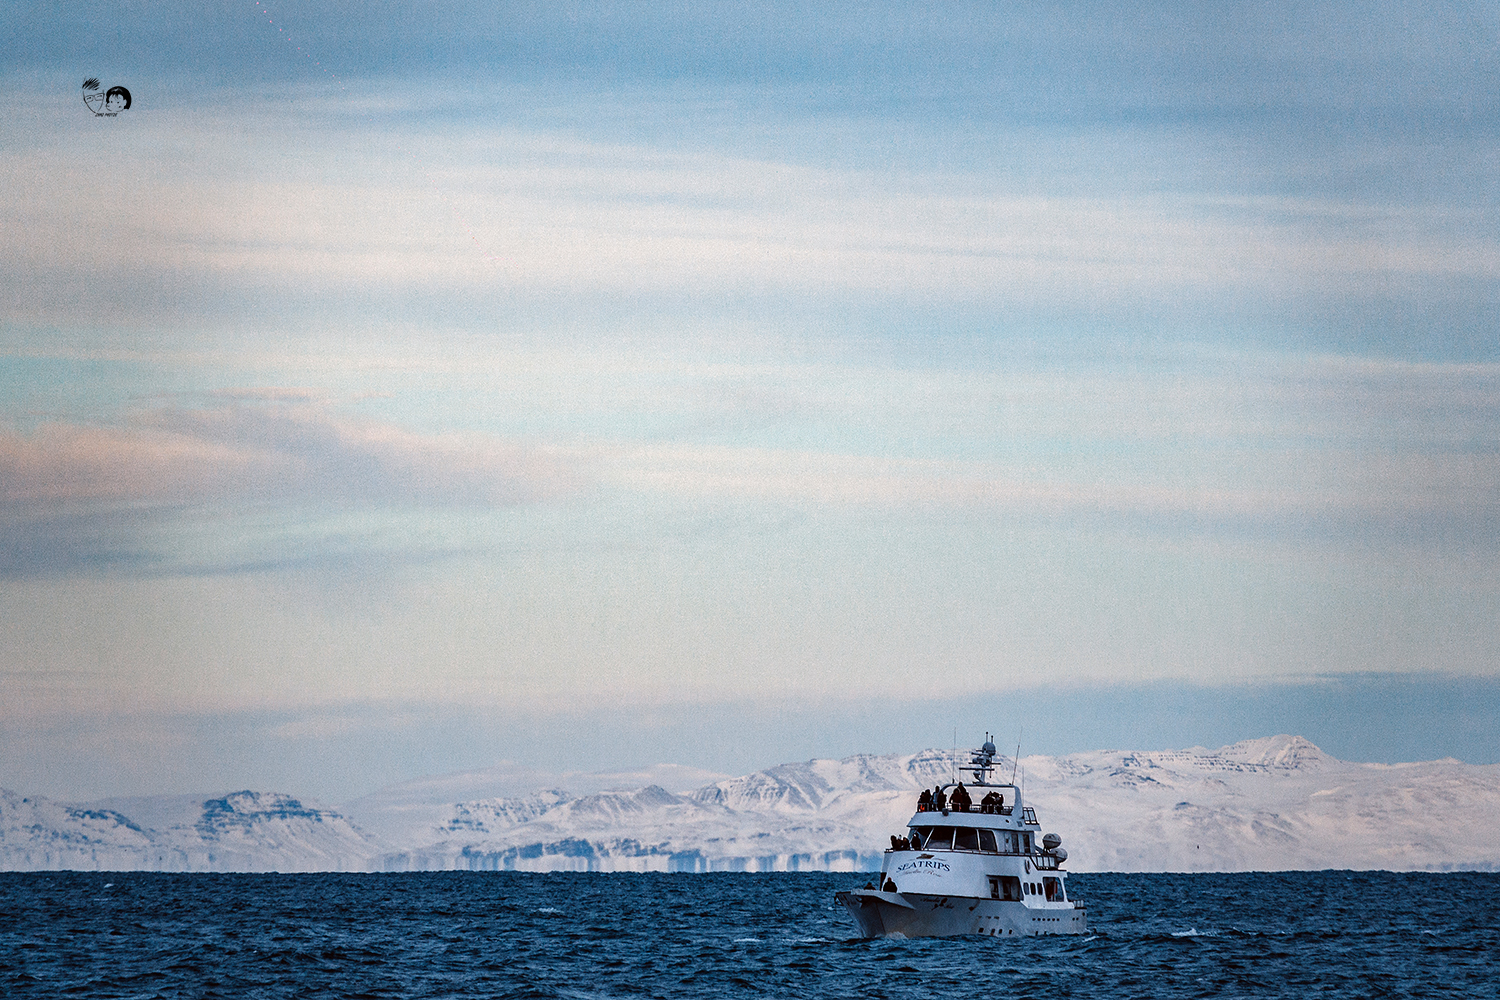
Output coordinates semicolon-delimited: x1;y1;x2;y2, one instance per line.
933;786;947;812
980;790;1001;813
917;788;932;812
950;782;972;812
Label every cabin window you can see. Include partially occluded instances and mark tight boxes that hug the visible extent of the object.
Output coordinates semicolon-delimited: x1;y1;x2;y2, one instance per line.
954;828;979;852
989;877;1000;900
1022;833;1032;854
1001;831;1017;854
922;827;954;850
998;876;1022;901
978;829;997;853
1043;877;1064;902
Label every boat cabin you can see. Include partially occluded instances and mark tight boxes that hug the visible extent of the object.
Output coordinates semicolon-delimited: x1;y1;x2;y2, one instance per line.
909;823;1031;855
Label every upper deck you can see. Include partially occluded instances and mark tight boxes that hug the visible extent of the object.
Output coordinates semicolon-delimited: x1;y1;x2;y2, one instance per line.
906;738;1040;831
877;739;1070;874
906;784;1039;830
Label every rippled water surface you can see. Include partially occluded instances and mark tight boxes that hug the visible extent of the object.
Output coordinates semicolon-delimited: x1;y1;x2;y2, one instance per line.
2;871;1495;998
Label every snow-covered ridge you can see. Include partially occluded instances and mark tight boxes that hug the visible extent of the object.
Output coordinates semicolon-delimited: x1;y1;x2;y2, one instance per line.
3;736;1496;873
0;789;373;872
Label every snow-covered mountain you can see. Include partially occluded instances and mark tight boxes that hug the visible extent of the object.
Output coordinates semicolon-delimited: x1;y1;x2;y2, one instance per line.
0;789;377;872
341;761;727;847
4;737;1497;872
1008;736;1500;872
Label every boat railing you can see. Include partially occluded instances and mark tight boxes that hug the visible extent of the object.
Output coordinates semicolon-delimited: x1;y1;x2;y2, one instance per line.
914;804;1014;816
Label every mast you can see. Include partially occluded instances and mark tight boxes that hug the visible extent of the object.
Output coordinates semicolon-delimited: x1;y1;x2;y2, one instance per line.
961;733;1000;785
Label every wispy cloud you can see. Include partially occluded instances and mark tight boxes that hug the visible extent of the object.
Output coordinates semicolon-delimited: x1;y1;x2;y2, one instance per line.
1;396;575;507
6;80;1497;351
576;349;1500;549
0;394;580;577
601;442;1500;545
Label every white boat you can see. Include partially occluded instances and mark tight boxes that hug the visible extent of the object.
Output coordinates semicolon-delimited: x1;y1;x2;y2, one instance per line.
836;738;1086;938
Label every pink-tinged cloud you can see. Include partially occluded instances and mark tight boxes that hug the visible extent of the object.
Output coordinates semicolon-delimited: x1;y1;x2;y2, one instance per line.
0;401;578;509
0;424;248;505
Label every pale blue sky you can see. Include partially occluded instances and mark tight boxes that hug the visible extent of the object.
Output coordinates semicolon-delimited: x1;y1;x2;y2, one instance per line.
3;2;1498;801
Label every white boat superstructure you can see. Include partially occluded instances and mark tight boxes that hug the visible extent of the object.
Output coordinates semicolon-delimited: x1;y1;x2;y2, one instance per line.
836;737;1086;938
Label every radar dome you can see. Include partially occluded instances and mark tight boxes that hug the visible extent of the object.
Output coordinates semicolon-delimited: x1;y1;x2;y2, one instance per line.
982;741;996;756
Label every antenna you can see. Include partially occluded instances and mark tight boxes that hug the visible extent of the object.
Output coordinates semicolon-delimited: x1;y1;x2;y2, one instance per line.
1011;728;1022;785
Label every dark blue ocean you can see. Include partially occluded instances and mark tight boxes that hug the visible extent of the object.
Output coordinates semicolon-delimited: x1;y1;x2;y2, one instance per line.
2;871;1495;998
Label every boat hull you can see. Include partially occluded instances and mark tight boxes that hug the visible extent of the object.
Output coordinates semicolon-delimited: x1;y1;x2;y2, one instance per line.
836;889;1086;939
